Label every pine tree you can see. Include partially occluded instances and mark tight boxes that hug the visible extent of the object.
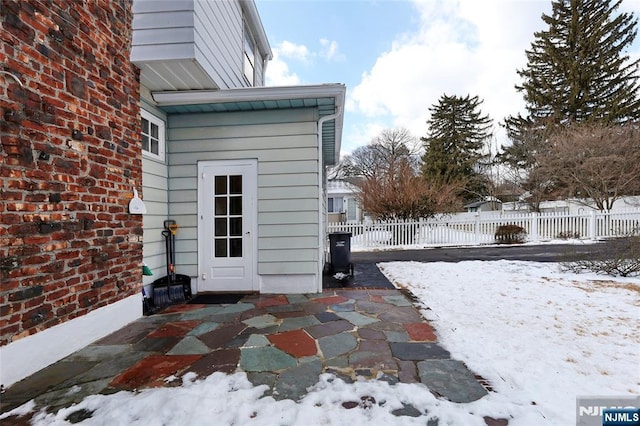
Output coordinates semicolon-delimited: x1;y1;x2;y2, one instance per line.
501;0;639;210
422;94;493;202
512;0;640;127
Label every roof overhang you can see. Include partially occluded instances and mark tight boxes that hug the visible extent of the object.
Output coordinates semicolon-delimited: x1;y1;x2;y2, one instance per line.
152;84;346;165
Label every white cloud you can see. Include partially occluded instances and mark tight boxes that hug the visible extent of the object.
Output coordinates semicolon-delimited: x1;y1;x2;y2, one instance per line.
266;39;346;86
277;40;311;62
265;47;302;86
348;0;553;149
341;120;386;156
319;38;344;61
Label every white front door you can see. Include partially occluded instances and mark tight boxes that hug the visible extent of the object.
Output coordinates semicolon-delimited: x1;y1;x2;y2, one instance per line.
198;160;257;292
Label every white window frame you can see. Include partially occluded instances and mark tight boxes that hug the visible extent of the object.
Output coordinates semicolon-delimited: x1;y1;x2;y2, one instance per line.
243;22;256;86
141;110;165;161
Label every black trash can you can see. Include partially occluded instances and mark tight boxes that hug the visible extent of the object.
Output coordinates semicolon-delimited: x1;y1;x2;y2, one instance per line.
328;232;353;276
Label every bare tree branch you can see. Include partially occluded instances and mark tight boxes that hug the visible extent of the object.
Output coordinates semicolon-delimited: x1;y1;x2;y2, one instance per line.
536;123;640;210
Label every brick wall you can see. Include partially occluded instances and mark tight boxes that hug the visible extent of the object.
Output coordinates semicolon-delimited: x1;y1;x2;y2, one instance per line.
0;0;142;346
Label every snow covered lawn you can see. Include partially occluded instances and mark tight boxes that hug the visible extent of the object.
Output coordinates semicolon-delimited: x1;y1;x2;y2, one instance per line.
380;260;640;425
4;261;638;425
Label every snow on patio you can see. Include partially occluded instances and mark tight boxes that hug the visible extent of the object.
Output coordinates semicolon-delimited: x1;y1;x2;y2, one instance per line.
3;261;638;425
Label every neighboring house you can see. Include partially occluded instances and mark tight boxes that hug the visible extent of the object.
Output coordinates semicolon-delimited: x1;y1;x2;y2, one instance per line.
502;195;640;214
0;0;344;387
464;196;502;213
326;179;362;223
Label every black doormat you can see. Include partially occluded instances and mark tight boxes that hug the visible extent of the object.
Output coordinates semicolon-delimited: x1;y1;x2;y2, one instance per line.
187;293;246;305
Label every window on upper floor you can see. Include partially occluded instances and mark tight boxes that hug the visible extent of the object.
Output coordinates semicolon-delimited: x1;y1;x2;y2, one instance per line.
141;110;165;161
243;23;256;86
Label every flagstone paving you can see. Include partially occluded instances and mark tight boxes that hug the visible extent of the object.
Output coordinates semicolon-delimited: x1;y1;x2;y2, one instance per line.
1;287;508;425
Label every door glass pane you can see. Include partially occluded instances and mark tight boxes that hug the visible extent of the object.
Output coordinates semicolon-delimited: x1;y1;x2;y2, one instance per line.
214;239;227;257
229;175;242;194
215;218;227;237
215;197;227;215
211;172;245;259
229;217;242;236
230;196;242;215
230;238;242;257
215;176;227;195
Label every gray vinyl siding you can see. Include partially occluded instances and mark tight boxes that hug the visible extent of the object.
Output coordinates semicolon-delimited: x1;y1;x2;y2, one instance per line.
193;0;245;89
132;1;196;60
132;0;265;89
167;108;320;277
141;101;168;287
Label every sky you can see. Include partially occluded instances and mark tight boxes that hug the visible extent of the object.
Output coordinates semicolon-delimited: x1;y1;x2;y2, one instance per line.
256;0;640;157
6;260;638;425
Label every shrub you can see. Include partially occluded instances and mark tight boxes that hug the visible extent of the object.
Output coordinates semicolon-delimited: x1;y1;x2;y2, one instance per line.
561;235;640;277
494;224;527;244
557;231;580;239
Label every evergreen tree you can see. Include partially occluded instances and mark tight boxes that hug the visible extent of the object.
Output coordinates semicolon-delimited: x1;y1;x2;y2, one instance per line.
422;94;493;202
501;0;639;209
510;0;640;128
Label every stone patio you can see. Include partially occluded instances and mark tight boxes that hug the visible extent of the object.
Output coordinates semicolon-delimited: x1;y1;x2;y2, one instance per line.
1;288;505;425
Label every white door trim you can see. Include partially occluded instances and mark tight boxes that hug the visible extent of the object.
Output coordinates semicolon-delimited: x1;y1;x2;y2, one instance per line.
197;159;258;293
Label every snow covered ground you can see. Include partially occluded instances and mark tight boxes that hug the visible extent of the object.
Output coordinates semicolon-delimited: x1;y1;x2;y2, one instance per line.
3;261;638;425
380;260;640;425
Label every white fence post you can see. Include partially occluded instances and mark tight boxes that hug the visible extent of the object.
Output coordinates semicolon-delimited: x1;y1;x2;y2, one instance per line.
530;212;539;242
474;213;480;244
589;210;597;240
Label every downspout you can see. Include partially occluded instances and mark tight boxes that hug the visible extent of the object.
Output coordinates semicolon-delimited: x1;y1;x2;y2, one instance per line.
317;107;341;292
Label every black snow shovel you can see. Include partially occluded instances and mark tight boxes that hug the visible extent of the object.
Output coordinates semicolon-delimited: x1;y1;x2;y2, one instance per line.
152;220;186;307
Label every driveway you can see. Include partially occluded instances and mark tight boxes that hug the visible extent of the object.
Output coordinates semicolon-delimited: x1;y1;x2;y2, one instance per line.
325;242;605;290
352;241;604;263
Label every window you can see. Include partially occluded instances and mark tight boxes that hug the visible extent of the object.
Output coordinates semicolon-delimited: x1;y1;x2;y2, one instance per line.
141;110;165;161
243;23;255;85
328;197;343;213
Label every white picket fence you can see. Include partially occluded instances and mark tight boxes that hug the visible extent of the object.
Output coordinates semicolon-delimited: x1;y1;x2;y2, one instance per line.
327;209;640;250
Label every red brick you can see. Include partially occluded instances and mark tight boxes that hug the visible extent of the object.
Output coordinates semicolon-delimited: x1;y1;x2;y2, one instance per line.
1;0;141;346
46;288;71;302
22;254;51;265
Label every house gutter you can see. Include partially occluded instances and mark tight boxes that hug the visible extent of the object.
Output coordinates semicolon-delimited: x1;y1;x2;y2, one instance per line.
152;84;344;106
316;106;342;292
